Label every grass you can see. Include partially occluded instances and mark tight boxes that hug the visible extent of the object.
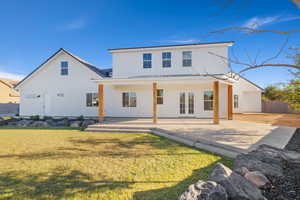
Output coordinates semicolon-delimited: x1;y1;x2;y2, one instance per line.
0;128;232;200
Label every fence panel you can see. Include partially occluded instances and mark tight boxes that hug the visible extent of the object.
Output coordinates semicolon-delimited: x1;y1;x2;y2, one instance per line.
262;101;300;114
0;103;19;115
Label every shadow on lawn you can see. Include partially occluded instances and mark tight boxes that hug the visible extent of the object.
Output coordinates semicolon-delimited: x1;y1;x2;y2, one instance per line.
133;157;233;200
0;167;132;200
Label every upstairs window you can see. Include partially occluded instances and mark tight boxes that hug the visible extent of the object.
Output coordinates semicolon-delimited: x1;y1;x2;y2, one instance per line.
61;61;68;75
204;91;213;111
157;89;164;104
122;92;137;107
143;53;152;68
234;94;239;108
86;93;99;107
183;51;192;67
162;52;171;68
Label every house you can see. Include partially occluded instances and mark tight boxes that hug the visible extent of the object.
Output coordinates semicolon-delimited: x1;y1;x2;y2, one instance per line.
0;78;19;103
15;41;263;123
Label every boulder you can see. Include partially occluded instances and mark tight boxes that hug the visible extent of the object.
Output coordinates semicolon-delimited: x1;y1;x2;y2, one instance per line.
70;120;82;128
56;119;70;127
179;180;227;200
45;119;56;127
31;121;49;127
209;163;266;200
16;119;33;127
81;119;95;128
233;145;300;178
244;170;270;189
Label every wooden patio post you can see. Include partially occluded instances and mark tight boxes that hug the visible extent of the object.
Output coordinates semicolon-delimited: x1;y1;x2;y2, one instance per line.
227;84;233;120
152;82;157;123
213;81;219;124
98;84;104;121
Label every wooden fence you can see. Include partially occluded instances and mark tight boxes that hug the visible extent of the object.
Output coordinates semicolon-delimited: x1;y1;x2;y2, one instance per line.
262;100;300;114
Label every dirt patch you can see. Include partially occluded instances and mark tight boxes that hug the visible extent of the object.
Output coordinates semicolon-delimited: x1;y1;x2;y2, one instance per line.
234;113;300;128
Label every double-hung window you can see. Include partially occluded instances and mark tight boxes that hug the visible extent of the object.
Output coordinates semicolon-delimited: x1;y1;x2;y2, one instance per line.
157;89;164;104
204;91;213;111
122;92;137;107
86;93;99;107
182;51;192;67
143;53;152;68
61;61;68;75
162;52;171;68
234;94;239;108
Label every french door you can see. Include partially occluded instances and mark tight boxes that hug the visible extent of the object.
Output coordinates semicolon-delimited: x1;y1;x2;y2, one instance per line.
179;92;195;116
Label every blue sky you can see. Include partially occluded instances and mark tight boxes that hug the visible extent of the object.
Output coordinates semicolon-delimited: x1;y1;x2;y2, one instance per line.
0;0;299;88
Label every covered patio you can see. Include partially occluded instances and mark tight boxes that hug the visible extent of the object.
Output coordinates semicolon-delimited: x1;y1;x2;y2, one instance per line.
96;75;235;124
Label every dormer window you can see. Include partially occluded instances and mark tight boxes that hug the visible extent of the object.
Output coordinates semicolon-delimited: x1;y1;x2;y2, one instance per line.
61;61;68;75
143;53;152;68
162;52;171;68
183;51;192;67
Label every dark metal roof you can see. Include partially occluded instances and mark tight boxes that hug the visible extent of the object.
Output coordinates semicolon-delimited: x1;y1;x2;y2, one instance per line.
15;48;111;88
108;41;234;51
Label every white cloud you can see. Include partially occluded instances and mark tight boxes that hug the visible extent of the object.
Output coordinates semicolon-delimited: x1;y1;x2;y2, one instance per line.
64;18;86;30
0;71;25;80
163;38;200;44
243;15;300;29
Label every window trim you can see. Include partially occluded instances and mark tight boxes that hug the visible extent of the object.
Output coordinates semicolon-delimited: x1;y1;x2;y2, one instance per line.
86;93;99;107
234;94;239;108
122;92;137;107
143;53;152;68
182;51;192;67
157;89;164;105
203;90;213;111
61;61;68;75
162;52;171;68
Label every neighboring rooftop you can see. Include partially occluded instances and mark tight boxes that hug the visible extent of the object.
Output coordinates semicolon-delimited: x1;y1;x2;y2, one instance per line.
0;78;19;88
108;41;234;52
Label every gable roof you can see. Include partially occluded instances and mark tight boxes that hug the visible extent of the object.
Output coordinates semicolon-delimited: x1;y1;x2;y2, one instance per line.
108;41;234;52
15;48;111;89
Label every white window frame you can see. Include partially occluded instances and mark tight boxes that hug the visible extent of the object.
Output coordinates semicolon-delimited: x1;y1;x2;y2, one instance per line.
143;53;152;68
203;90;213;111
182;51;192;67
61;61;68;75
86;93;99;107
162;52;171;68
122;92;137;107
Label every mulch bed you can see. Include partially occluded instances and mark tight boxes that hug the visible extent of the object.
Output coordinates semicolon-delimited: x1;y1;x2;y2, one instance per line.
262;128;300;200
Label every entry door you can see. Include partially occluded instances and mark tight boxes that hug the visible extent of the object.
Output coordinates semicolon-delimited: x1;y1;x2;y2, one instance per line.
179;92;195;116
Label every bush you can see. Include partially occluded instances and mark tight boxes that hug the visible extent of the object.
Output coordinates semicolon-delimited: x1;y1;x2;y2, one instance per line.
30;115;40;121
43;116;53;120
76;115;84;121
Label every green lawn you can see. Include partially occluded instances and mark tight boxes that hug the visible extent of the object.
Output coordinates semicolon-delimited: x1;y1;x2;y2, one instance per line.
0;129;232;200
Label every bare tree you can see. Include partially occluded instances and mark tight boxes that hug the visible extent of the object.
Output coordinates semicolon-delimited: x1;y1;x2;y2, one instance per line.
209;0;300;73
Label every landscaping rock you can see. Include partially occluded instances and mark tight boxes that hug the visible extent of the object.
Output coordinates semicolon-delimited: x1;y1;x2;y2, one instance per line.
243;169;270;189
16;119;33;127
179;180;227;200
45;119;56;127
56;119;70;127
31;121;49;127
81;119;95;128
209;163;266;200
70;120;82;128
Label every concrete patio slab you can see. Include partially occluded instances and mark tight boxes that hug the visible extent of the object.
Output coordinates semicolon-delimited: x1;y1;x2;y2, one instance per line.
87;118;296;157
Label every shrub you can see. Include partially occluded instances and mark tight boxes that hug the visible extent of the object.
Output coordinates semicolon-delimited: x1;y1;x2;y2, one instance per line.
30;115;40;121
76;115;84;121
43;116;53;120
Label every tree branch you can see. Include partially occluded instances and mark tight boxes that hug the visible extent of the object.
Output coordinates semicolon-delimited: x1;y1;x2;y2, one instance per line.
210;27;300;35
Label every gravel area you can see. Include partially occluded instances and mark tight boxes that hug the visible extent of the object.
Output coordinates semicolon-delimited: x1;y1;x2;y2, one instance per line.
261;128;300;200
285;128;300;153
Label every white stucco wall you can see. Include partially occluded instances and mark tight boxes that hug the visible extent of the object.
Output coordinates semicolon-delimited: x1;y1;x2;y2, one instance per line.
18;51;101;117
111;44;229;78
